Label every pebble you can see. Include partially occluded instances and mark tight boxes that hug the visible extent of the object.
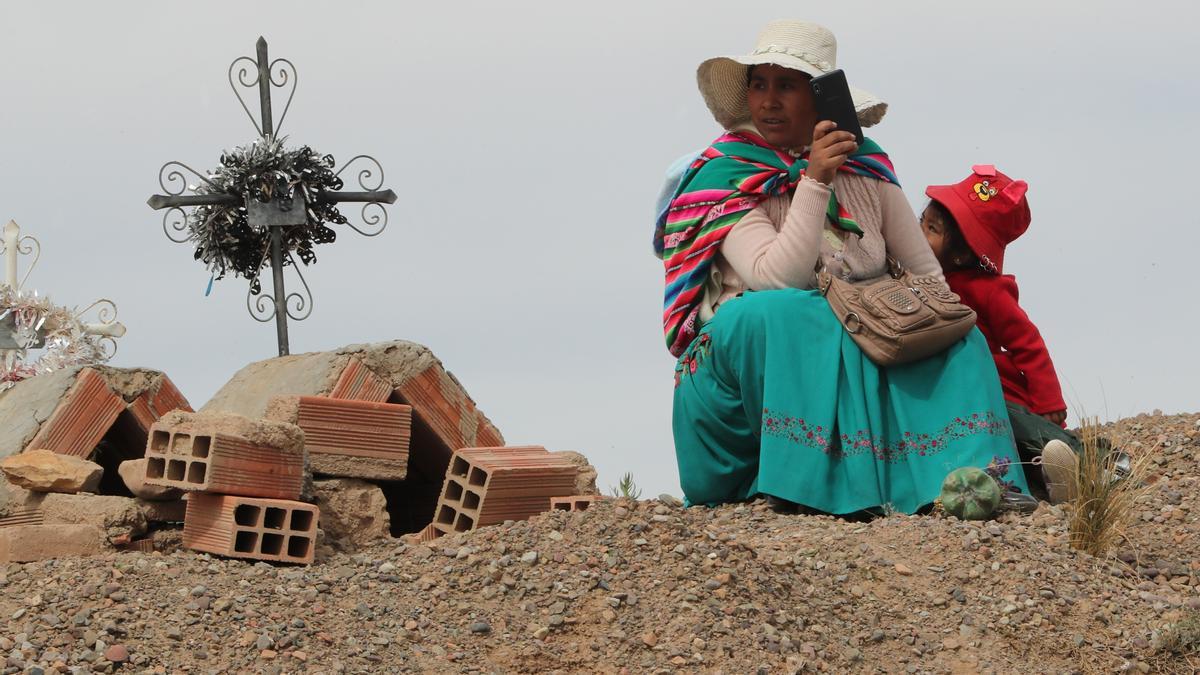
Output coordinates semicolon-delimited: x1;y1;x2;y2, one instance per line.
521;551;539;564
103;645;129;663
470;621;491;634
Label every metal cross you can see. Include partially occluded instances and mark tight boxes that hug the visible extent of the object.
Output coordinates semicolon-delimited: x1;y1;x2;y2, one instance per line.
147;37;396;357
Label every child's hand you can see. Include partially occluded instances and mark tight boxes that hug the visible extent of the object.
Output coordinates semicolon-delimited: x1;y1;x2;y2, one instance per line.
1042;410;1067;426
806;121;858;185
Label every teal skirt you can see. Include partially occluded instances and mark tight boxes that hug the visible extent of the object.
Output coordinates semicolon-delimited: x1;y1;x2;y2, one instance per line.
672;288;1028;514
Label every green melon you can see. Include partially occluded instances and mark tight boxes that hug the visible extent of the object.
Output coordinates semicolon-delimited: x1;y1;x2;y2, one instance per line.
940;467;1001;520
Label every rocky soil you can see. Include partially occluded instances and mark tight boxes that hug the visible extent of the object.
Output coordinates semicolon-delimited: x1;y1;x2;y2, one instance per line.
1;412;1198;674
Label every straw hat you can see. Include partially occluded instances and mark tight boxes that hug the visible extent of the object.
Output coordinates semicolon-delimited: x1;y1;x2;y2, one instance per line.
697;20;887;130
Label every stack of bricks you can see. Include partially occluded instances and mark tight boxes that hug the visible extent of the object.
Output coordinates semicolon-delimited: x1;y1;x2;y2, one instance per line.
427;446;580;539
142;410;318;564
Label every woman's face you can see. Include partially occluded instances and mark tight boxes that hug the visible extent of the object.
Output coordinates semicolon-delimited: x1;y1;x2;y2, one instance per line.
746;64;817;150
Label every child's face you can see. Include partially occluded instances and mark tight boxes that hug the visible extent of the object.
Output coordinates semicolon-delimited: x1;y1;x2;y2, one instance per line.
919;207;951;268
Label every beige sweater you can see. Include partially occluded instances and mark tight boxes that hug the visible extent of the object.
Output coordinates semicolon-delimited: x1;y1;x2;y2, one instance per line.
698;173;944;322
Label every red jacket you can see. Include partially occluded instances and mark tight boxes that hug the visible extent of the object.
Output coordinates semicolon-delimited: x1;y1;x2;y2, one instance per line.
945;270;1066;417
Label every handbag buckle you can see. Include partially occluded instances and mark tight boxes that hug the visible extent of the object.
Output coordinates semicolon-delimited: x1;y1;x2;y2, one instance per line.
844;312;862;334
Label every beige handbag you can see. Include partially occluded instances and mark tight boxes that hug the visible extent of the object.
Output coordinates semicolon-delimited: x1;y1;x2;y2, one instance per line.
816;259;977;366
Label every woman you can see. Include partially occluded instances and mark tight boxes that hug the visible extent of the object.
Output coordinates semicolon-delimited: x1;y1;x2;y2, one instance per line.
656;20;1028;514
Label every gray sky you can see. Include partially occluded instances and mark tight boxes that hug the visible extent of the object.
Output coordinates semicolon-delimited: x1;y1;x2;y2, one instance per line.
2;1;1197;497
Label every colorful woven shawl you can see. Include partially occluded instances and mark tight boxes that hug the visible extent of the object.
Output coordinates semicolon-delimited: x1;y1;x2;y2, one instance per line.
654;131;899;357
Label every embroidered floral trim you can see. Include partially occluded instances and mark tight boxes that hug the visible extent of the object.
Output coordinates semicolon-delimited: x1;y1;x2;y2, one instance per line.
761;410;1011;462
674;332;713;387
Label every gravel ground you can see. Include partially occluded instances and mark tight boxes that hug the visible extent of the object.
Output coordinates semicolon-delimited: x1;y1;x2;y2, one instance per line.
1;412;1197;674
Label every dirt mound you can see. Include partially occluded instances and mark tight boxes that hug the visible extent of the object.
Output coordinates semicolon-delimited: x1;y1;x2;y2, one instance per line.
0;412;1196;673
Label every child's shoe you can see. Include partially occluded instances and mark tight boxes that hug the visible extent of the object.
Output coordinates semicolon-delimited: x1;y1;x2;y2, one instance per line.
1039;440;1078;504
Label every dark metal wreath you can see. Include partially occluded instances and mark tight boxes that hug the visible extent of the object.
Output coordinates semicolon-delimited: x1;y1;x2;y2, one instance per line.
187;137;346;291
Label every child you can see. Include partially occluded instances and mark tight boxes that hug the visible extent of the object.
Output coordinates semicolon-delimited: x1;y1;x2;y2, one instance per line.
921;165;1079;503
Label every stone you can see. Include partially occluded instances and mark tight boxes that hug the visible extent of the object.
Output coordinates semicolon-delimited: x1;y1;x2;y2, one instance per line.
469;621;491;634
0;524;104;562
117;459;181;501
0;450;102;493
312;479;391;548
103;645;128;663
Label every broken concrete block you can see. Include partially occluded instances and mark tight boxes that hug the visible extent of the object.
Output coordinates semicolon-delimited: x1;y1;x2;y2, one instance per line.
143;411;306;500
431;446;579;536
557;451;600;496
1;449;103;493
183;493;318;564
265;396;411;481
312;478;391;548
118;458;182;501
0;524;105;562
37;493;149;542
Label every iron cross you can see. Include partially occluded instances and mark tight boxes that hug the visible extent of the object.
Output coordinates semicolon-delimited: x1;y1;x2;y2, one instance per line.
147;37;396;357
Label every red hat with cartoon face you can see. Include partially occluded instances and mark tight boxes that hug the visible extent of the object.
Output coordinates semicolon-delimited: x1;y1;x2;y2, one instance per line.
925;165;1030;274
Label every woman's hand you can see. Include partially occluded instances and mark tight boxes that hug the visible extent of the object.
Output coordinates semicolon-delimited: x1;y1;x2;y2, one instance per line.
806;120;858;185
1042;410;1068;426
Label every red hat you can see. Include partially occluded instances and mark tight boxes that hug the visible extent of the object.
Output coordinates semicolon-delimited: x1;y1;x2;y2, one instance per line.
925;164;1030;274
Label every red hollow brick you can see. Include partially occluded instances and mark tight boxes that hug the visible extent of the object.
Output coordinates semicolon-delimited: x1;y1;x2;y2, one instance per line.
430;446;579;537
183;493;318;564
550;495;604;512
328;357;393;403
27;369;126;459
265;396;411;480
142;414;305;500
150;376;193;417
392;365;474;453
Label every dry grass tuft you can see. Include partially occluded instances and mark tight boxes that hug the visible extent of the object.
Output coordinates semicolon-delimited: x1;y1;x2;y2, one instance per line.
1156;610;1200;656
1066;417;1156;557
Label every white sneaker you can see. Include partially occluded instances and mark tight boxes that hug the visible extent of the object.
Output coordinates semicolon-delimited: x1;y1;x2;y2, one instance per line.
1040;440;1078;504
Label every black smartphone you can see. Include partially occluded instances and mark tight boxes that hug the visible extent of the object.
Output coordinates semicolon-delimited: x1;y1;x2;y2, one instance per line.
810;69;864;146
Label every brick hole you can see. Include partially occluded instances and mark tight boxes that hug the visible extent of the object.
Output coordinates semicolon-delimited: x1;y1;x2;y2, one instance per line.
553;501;571;511
263;508;286;530
289;510;314;532
170;433;192;455
234;504;261;527
261;533;284;556
150;430;170;453
146;457;165;479
192;436;211;458
167;460;186;481
445;481;463;503
436;504;456;526
576;500;591;511
186;462;207;484
234;531;258;553
454;513;474;532
468;467;488;487
463;491;480;510
450;456;469;478
287;535;311;559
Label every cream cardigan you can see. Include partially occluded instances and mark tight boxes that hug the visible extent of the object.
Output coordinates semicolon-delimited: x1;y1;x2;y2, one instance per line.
698;172;944;322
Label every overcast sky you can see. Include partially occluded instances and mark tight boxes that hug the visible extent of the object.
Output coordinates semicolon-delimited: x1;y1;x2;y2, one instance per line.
2;1;1196;497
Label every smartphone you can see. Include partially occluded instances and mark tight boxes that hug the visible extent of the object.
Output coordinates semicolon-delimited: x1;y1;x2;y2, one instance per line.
810;69;864;146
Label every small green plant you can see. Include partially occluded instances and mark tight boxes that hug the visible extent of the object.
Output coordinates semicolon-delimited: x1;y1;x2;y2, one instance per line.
609;472;643;499
1156;610;1200;656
